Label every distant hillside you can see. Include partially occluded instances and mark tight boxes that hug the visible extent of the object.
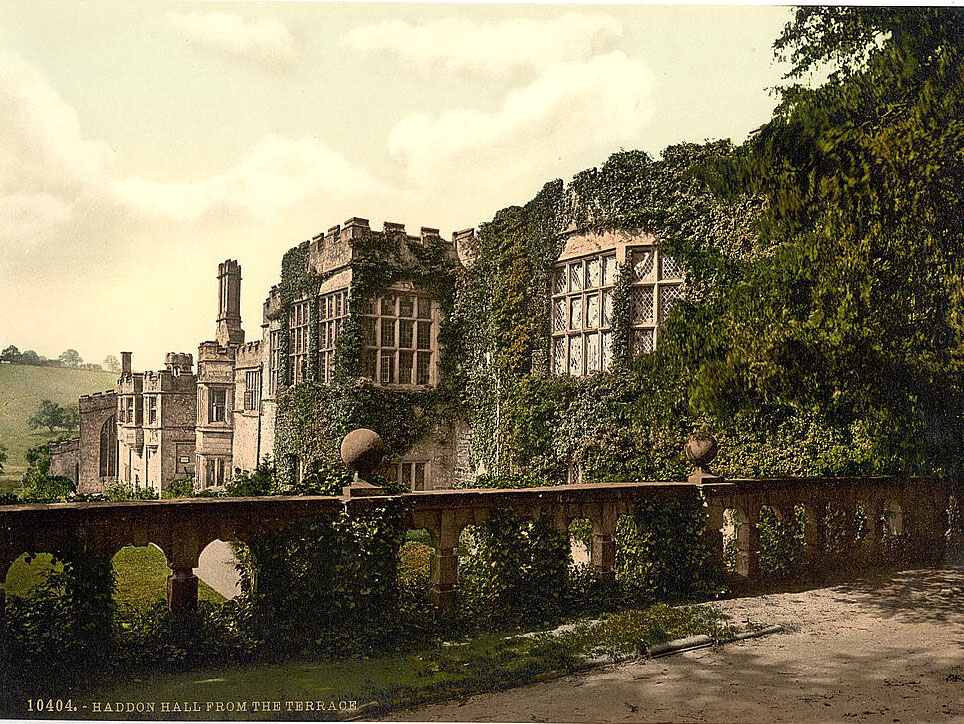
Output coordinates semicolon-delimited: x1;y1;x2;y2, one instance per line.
0;362;117;492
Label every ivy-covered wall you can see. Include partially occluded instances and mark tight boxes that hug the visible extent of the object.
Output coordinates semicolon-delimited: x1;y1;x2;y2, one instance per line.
270;225;465;488
269;137;943;488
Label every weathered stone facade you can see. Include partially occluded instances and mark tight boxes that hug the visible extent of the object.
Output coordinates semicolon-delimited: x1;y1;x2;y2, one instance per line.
49;216;664;493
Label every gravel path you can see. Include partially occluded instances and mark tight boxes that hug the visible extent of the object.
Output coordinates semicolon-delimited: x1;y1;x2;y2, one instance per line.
383;565;964;723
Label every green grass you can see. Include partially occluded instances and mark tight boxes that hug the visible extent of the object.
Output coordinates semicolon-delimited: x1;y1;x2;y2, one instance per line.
77;604;730;721
0;363;117;491
4;546;223;608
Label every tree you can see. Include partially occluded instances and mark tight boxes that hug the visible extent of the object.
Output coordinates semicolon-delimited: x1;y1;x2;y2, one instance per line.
1;345;20;363
27;400;75;433
19;349;40;365
59;349;83;367
0;443;7;474
681;7;964;475
103;355;120;373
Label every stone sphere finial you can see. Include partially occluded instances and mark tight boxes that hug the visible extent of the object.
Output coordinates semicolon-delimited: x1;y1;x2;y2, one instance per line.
685;433;721;484
340;428;385;482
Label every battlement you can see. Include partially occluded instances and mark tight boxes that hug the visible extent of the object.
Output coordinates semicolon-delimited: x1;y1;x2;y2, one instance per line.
80;390;117;413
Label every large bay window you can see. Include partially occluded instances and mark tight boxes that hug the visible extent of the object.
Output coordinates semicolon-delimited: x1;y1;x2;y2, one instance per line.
318;289;348;384
288;300;310;385
360;291;436;386
551;246;684;375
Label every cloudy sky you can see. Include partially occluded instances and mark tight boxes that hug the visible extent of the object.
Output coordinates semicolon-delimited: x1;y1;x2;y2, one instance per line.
0;2;792;368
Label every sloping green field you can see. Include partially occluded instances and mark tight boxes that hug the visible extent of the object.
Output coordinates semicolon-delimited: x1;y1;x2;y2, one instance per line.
0;362;117;491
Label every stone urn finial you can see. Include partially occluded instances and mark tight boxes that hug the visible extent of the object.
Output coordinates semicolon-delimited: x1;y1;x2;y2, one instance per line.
685;433;722;485
340;428;388;497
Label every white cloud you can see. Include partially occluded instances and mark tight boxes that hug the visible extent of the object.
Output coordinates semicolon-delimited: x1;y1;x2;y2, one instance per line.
344;13;622;75
0;51;113;250
388;52;654;188
112;135;379;222
167;11;298;66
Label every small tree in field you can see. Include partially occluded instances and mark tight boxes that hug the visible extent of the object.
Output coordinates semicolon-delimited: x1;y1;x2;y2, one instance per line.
27;400;76;433
103;355;120;373
59;349;83;367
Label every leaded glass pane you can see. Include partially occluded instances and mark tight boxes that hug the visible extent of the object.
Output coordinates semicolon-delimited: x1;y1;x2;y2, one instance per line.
659;284;684;323
380;351;395;384
570;297;582;330
399;294;415;317
380;318;395;347
552;298;566;332
401;463;412;487
660;254;684;280
417;321;432;349
417;297;432;319
361;318;376;345
586;293;600;329
601;331;612;370
553;337;566;374
586;258;601;288
552;268;567;295
362;296;377;314
416;352;431;385
631;249;655;281
361;350;376;378
414;462;426;490
632;329;655;355
586;332;600;372
602;255;617;286
602;289;613;328
569;262;583;291
399;320;414;348
631;286;655;324
380;294;396;315
399;350;414;384
568;335;583;375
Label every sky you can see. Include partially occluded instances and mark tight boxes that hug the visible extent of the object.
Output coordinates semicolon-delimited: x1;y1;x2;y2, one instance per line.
0;2;794;368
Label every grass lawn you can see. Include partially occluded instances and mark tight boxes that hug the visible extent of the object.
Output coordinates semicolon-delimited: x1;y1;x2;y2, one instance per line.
76;603;730;721
0;363;117;491
4;546;223;608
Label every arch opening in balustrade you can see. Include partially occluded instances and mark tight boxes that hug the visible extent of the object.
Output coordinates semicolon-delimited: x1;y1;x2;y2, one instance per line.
721;507;746;575
111;544;223;610
196;539;243;600
947;494;964;553
568;517;593;567
399;527;435;609
823;501;851;556
3;552;59;601
758;505;804;577
853;503;869;545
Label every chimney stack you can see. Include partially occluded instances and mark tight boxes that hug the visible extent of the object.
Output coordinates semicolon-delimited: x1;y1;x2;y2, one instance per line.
121;351;132;375
216;260;244;347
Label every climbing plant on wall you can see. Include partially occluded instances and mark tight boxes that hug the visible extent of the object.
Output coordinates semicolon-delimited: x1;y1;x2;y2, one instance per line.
271;226;464;487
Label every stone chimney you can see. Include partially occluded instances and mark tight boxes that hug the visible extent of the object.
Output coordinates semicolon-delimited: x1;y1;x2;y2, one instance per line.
216;260;244;347
121;351;132;375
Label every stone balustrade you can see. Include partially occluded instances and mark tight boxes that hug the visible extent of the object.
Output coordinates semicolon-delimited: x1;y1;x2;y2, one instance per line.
0;474;959;613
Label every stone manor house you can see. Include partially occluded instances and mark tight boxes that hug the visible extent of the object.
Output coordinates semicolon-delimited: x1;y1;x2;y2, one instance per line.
49;219;683;494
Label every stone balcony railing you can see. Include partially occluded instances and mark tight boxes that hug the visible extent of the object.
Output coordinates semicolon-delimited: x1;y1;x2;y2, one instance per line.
0;431;960;613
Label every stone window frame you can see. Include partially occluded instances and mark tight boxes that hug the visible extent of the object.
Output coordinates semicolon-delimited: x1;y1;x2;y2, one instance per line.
288;300;311;385
203;457;229;488
209;388;227;423
550;245;684;376
317;288;348;384
268;330;282;396
243;369;261;411
551;251;618;376
387;460;429;491
625;245;685;355
359;287;439;387
144;395;157;425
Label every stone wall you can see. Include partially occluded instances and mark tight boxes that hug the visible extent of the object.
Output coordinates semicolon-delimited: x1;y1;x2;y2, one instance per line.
77;390;117;493
48;438;79;485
